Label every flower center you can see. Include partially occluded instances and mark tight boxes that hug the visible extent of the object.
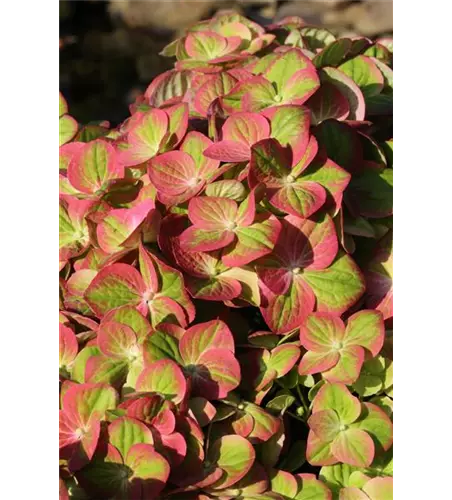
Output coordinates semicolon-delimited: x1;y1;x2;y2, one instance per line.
274;94;283;103
292;267;301;275
285;174;295;184
188;176;202;187
226;221;237;231
332;341;343;351
143;290;155;302
237;403;245;411
339;424;347;432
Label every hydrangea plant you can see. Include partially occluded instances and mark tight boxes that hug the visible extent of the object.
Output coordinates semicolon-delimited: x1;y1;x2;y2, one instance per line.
60;10;393;500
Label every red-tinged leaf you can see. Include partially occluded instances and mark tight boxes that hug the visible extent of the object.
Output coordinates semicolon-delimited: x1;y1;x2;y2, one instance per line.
85;264;146;318
60;324;78;368
362;477;393;500
60;114;78;146
97;200;155;253
67;140;123;194
136;359;187;404
59;479;69;500
102;306;152;343
313;38;353;68
260;278;316;334
322;346;365;384
186;275;242;302
236;187;259;227
125;443;170;498
189;397;217;427
179;320;234;364
338;56;384;98
246;403;281;443
299;350;340;376
85;355;129;387
339;487;369;500
97;321;139;360
344;310;385;357
263;105;310;166
267;344;300;377
204;140;252;163
219;462;269;496
148;295;188;328
180;226;236;253
159;431;187;467
161;102;188;152
263;48;314;90
295;473;333;500
188;348;241;399
222;215;281;267
301;155;351;214
62;383;118;425
209;435;256;489
307;82;350;125
120;109;168;166
194;72;238;116
280;67;321;105
312;384;361;425
249;138;292;189
188;196;238;229
302;253;365;315
269;469;298;498
308;409;341;442
185;31;229;60
223;112;270;144
232;412;255;437
321;67;365;121
64;269;97;315
59;410;101;470
270;180;326;218
300;313;346;352
306;430;337;466
180;131;220;179
109;416;154;460
145;69;191;108
222;76;277;113
291;136;319;177
256;213;338;295
217;21;253;40
148;150;204;204
144;251;195;327
351;403;393;452
60;142;84;171
331;429;374;467
137;243;159;295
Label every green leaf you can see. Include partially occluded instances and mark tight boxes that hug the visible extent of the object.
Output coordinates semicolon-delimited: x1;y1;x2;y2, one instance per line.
351;403;393;452
339;56;384;98
266;392;296;413
303;253;365;314
60;115;78;146
109;416;154;459
313;38;352;68
300;27;336;50
331;428;374;467
347;168;393;218
313;383;361;425
72;346;101;383
143;330;182;365
209;435;256;489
